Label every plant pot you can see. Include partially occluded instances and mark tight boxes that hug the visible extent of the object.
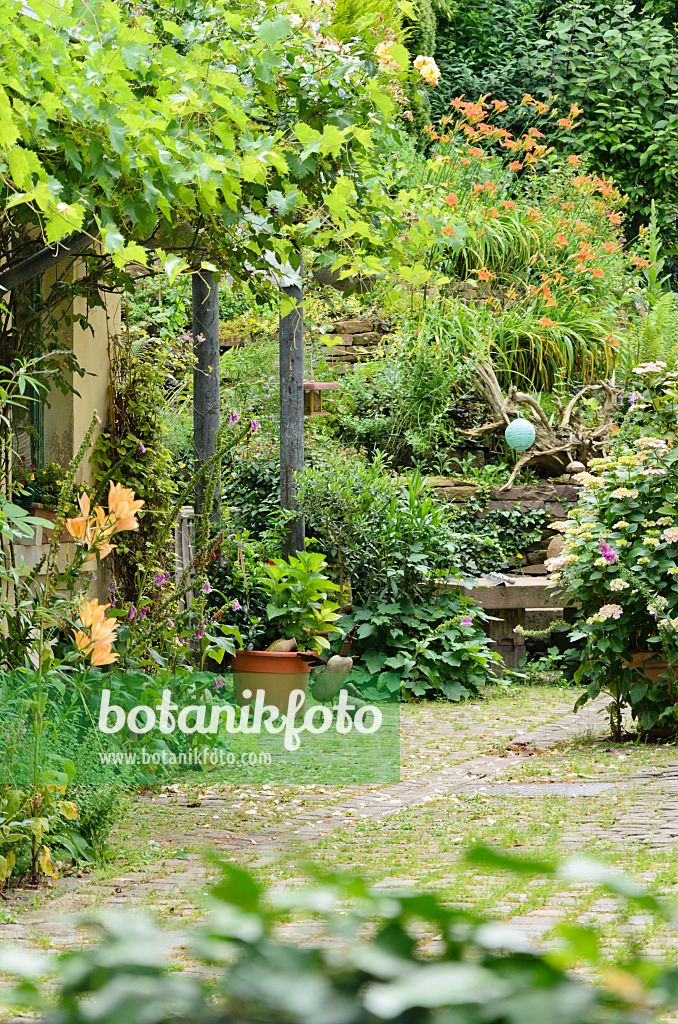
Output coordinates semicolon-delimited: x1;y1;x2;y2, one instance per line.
626;652;677;684
231;649;311;711
29;503;68;544
311;260;376;294
13;488;35;510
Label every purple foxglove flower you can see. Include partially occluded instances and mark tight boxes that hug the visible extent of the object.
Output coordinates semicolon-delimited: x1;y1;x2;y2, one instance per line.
231;599;242;611
228;411;240;425
599;538;618;564
461;617;473;626
250;420;260;433
214;675;225;690
196;624;205;639
128;605;137;622
139;442;146;453
202;580;212;594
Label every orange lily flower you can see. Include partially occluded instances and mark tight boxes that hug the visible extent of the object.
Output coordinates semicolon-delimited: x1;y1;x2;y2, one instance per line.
108;482;144;534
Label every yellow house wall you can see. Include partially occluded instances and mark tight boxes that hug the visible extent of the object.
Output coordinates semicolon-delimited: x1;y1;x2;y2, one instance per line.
39;262;121;602
42;263;120;483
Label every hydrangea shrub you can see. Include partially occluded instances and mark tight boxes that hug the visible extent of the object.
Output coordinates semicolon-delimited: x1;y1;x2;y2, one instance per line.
552;372;678;734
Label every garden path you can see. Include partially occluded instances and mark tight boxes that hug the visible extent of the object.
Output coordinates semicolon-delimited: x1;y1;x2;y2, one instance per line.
4;686;678;1022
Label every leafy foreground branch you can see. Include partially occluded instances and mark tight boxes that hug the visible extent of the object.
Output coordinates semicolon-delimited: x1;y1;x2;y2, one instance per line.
3;849;678;1023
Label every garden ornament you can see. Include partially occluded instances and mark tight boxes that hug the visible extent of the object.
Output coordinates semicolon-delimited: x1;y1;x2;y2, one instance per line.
311;654;354;702
504;417;536;451
460;364;617;489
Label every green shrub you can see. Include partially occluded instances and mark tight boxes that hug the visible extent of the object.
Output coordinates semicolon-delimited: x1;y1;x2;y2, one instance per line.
432;0;678;250
223;443;281;537
532;2;678;247
449;498;550;573
342;592;501;698
330;311;479;467
431;0;542;128
60;784;121;862
7;853;678;1023
553;368;678;737
91;344;178;603
332;0;403;41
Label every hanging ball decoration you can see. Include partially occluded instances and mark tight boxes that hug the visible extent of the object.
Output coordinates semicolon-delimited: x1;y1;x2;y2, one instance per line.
504;418;536;452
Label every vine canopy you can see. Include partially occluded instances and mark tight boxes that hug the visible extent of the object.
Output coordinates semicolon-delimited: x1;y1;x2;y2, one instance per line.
0;0;411;295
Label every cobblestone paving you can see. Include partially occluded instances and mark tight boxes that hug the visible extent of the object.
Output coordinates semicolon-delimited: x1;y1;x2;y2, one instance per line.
3;691;678;1021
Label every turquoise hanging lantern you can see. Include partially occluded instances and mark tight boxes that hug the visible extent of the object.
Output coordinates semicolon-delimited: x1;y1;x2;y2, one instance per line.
504;418;536;452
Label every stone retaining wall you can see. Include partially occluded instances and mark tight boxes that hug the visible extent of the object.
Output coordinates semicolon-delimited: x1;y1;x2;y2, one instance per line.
423;478;579;567
321;318;389;365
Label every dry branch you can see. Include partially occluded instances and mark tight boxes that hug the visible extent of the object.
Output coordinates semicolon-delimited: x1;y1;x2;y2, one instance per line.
460;363;618;490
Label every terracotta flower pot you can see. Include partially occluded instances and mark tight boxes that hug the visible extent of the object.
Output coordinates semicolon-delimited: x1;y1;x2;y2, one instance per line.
627;652;676;684
231;649;311;711
29;503;69;544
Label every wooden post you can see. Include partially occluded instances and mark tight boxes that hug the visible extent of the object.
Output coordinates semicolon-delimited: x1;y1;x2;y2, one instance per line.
279;256;305;557
192;269;220;523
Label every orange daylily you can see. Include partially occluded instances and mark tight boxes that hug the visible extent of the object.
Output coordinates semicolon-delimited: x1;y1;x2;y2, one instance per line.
65;492;93;546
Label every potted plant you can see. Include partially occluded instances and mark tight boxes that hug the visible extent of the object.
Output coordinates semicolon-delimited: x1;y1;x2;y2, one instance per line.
551;370;678;738
12;456;35;509
231;550;341;709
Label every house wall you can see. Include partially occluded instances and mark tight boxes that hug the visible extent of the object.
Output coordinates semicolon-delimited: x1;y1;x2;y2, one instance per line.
36;260;121;602
42;260;120;483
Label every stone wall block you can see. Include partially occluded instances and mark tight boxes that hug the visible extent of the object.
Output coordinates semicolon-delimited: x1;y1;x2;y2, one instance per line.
328;319;375;334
